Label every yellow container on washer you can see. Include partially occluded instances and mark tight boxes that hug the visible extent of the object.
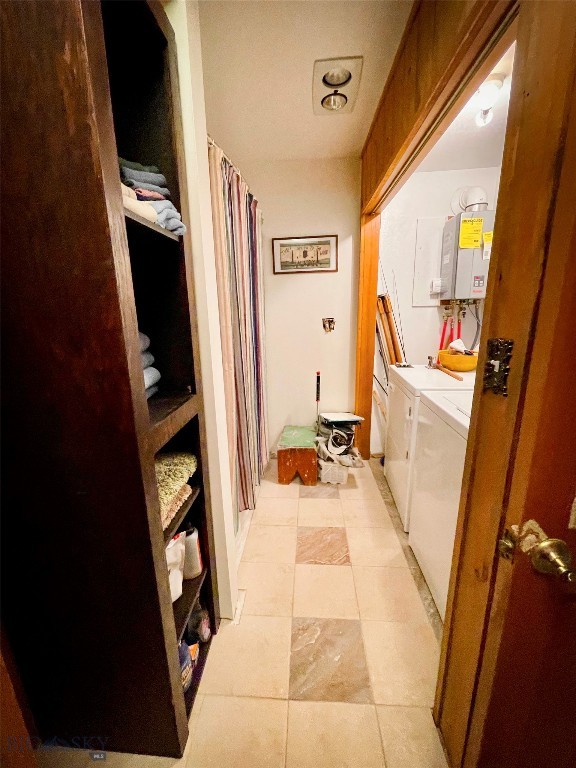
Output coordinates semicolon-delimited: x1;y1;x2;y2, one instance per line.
437;350;478;372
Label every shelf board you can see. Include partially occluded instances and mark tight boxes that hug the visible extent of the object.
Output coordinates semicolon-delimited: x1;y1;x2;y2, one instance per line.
124;208;180;241
184;637;212;715
173;569;207;642
163;485;201;543
148;391;200;453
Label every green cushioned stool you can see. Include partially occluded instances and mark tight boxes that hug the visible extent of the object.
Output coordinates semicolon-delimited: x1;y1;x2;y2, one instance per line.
277;425;317;486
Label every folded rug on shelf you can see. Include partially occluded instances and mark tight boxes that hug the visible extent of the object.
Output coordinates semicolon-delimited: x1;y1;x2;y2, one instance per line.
155;452;198;529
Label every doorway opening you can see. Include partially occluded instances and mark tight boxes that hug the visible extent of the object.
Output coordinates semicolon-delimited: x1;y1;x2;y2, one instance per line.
371;42;516;627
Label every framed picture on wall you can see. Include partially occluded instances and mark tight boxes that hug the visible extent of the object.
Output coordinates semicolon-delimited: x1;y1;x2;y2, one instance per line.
272;235;338;274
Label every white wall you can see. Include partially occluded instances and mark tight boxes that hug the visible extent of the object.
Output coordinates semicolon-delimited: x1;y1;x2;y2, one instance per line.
164;0;237;620
370;166;501;453
242;158;361;449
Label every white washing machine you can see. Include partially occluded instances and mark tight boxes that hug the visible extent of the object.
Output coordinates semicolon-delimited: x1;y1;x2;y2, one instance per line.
384;365;476;531
408;390;474;620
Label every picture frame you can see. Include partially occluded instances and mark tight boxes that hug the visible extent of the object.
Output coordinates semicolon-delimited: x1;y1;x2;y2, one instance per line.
272;235;338;274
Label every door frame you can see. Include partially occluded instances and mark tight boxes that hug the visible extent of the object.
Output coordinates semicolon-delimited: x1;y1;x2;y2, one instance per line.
355;1;576;765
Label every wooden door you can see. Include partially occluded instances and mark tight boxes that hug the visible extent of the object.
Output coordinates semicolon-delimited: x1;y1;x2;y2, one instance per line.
436;3;576;766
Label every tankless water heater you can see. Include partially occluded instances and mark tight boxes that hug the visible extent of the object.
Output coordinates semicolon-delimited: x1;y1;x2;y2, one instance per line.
440;210;495;300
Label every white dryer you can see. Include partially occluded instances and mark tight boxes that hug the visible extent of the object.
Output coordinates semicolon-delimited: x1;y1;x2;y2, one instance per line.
408;389;474;620
384;365;476;531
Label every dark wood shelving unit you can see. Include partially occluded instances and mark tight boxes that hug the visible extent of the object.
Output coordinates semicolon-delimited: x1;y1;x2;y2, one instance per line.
2;0;219;760
173;569;207;642
163;485;201;542
184;638;212;715
125;207;180;241
148;392;201;452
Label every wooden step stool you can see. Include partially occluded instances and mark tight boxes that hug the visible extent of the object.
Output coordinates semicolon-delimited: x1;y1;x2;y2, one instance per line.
277;425;318;486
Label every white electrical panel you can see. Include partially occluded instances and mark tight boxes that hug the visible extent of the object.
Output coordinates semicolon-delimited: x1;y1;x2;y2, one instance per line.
440;211;495;300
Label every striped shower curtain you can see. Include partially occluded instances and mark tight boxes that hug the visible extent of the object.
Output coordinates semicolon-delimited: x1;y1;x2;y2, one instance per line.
208;141;269;514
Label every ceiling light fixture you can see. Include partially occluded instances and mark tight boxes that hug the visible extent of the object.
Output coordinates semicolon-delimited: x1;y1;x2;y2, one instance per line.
322;67;352;88
321;91;348;111
313;57;363;115
475;108;494;127
474;73;504;128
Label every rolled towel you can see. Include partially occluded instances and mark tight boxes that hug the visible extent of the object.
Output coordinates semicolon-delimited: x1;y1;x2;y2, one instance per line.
145;384;159;399
135;188;166;201
121;182;137;200
121;167;167;187
119;157;160;174
149;200;186;235
143;366;161;390
139;332;150;352
165;221;186;236
123;196;157;224
141;350;155;368
149;199;179;215
123;179;171;198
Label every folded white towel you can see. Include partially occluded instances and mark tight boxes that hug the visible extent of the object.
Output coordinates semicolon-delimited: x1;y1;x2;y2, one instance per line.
141;350;155;369
143;366;161;389
145;384;159;400
139;332;150;352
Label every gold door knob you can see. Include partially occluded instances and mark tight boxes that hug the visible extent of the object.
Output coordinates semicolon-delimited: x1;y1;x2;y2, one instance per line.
498;520;576;582
530;539;576;582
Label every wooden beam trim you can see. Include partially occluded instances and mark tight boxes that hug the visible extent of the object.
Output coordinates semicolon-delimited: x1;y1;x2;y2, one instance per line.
361;0;517;214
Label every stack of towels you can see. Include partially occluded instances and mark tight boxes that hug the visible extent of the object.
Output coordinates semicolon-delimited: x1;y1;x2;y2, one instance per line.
140;332;161;399
155;452;198;529
120;157;186;237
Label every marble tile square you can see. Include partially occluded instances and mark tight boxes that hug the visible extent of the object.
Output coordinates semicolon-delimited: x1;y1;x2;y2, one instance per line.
299;483;339;499
353;567;428;622
298;498;344;527
339;477;383;500
362;621;440;706
286;701;384;768
341;499;394;528
296;527;350;565
346;527;407;567
241;524;297;564
238;562;294;616
258;478;300;498
376;706;448;768
200;616;292;698
262;459;278;481
290;618;372;704
188;695;288;768
252;497;298;526
293;564;358;619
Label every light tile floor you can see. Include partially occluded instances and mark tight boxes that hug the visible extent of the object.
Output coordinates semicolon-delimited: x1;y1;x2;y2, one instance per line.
37;460;448;768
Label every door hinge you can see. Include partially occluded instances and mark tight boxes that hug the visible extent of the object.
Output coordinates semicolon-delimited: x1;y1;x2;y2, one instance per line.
484;338;514;396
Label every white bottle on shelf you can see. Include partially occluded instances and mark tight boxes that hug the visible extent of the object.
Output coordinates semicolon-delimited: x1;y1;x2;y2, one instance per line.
183;528;203;579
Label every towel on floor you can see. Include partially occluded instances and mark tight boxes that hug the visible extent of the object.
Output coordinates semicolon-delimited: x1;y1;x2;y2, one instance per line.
121;182;137;200
135;188;166;201
145;384;159;400
121;167;167;187
123;180;171;198
139;332;151;352
119;157;160;174
143;366;161;389
123;195;157;224
141;350;155;369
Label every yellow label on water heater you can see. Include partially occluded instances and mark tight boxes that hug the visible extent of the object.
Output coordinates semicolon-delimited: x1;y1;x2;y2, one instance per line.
459;217;484;249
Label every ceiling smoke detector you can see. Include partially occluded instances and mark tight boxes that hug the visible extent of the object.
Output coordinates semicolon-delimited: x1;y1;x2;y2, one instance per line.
313;57;363;115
